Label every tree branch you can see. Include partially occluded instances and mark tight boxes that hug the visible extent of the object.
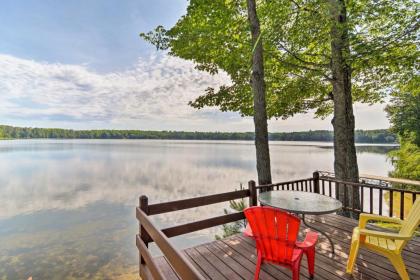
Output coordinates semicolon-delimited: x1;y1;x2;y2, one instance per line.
351;21;419;59
276;42;330;69
289;0;320;15
280;60;333;81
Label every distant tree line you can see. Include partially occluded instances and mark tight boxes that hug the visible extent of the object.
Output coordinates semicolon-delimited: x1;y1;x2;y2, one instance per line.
0;125;397;143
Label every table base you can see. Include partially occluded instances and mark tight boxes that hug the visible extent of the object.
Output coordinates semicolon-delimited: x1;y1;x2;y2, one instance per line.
302;214;335;256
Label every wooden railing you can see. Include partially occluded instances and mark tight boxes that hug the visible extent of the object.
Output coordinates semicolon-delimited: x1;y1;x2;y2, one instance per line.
136;183;258;280
317;173;419;219
136;171;419;279
256;177;315;192
258;172;420;220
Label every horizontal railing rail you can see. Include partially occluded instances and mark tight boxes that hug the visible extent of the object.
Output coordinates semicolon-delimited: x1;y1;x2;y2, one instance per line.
147;189;250;215
136;235;163;280
136;206;204;280
162;212;245;238
257;177;314;192
320;170;420;188
320;177;420;193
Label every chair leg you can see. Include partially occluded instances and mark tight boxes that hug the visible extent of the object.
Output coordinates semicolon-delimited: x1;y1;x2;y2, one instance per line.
292;256;302;280
346;239;360;274
388;254;410;280
306;247;315;278
254;251;262;280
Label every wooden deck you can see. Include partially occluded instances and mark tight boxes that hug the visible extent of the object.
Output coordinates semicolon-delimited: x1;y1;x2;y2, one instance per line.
154;214;420;280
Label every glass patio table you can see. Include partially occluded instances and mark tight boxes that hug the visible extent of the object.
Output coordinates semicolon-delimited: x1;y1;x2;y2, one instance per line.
259;190;342;255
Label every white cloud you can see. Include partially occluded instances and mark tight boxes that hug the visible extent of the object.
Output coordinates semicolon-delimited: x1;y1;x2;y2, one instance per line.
0;53;236;127
0;53;389;131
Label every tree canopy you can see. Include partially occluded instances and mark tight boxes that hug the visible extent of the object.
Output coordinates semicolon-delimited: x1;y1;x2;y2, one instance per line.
388;135;420;181
386;77;420;146
141;0;419;119
386;76;420;180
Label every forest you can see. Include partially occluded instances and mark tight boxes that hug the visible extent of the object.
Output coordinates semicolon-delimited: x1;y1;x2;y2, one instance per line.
0;125;397;143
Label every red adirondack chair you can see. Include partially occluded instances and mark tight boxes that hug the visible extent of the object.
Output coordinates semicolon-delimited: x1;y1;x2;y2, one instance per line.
244;206;318;280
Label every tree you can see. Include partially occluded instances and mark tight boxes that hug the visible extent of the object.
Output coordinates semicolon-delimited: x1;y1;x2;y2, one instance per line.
386;77;420;181
140;0;418;210
246;0;272;185
328;0;360;213
388;135;420;181
257;0;417;214
386;77;420;146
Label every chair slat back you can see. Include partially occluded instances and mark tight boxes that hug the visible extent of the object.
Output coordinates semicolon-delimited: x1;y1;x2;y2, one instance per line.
396;198;420;251
244;206;300;263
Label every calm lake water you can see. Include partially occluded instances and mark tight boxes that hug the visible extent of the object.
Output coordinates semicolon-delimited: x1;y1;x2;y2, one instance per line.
0;139;397;279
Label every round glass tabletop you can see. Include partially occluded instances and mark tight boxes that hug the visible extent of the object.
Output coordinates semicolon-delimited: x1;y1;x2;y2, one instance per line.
258;191;342;215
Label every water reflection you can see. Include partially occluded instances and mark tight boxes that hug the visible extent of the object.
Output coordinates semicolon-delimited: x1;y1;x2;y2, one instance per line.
0;202;138;279
318;144;397;154
0;139;396;279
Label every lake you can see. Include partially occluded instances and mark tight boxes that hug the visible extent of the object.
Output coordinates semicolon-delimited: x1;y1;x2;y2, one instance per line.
0;139;397;279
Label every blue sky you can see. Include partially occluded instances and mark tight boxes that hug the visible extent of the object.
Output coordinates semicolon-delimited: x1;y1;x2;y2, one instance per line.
0;0;186;72
0;0;389;131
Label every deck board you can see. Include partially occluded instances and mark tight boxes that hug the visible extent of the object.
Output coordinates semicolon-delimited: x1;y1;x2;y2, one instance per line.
153;214;420;279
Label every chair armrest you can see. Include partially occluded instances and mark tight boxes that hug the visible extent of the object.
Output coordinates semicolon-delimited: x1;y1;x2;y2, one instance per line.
296;231;318;249
243;224;254;238
359;228;412;240
359;213;402;229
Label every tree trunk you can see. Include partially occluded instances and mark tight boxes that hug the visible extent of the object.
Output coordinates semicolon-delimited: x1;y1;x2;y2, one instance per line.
246;0;272;185
329;0;360;217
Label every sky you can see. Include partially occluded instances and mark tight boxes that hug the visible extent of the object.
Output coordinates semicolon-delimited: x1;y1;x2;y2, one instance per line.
0;0;390;132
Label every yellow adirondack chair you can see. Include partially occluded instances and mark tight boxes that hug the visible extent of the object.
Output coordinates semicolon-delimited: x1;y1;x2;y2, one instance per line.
346;198;420;280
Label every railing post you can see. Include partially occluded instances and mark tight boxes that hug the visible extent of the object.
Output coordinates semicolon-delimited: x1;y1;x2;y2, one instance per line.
400;191;405;220
248;180;257;207
313;171;320;194
139;195;149;269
